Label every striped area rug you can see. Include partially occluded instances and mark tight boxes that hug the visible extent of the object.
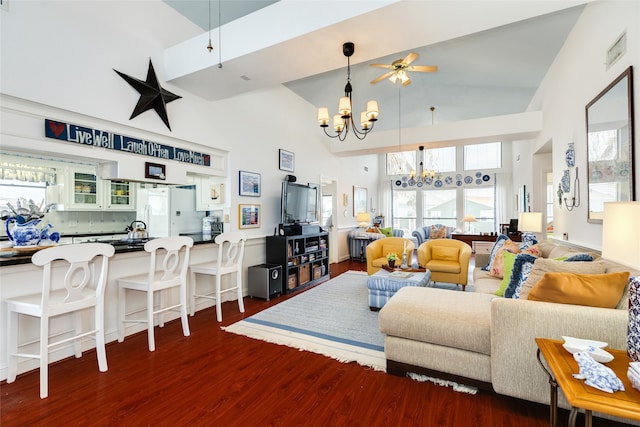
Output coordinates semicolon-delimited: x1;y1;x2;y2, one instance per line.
223;271;386;371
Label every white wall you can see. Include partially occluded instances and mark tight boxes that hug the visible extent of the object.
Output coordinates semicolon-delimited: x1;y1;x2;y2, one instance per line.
0;1;378;244
520;0;640;249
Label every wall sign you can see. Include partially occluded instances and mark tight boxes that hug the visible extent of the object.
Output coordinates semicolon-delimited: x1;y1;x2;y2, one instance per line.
44;119;210;166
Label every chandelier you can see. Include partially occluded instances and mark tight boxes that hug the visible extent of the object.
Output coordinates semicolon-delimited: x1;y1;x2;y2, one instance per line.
317;42;379;141
410;146;440;182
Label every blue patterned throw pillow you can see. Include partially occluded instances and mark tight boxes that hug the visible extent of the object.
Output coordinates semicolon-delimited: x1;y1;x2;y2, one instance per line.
519;232;538;250
504;253;538;299
482;234;509;271
564;253;594;262
629;276;640;362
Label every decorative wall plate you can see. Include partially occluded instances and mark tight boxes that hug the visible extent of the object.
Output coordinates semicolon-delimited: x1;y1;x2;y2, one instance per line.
561;169;571;193
565;142;575;167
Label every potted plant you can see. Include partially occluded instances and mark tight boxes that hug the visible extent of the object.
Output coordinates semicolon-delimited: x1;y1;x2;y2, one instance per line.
386;252;399;269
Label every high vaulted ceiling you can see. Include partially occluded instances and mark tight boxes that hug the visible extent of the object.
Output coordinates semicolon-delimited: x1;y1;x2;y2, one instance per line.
162;1;586;134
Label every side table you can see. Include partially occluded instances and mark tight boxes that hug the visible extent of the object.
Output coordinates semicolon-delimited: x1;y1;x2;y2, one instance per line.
353;235;370;262
535;338;640;427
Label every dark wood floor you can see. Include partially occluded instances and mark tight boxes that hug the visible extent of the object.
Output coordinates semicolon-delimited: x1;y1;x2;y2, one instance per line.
0;259;625;426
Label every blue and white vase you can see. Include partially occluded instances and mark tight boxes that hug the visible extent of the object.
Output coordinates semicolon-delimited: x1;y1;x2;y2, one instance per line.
565;142;575;167
628;276;640;362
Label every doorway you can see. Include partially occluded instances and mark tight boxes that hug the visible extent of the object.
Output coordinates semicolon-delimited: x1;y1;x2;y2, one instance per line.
321;177;339;264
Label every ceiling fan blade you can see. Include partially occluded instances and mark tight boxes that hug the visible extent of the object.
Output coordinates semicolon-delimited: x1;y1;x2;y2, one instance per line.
370;70;396;84
407;65;438;73
403;52;419;66
369;63;394;69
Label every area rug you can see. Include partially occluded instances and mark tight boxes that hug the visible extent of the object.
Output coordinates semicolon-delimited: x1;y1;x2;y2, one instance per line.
223;271;479;394
223;271;386;371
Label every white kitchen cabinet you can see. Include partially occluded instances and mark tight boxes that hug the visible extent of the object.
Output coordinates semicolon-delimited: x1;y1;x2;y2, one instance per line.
64;167;135;211
66;168;101;210
105;180;135;210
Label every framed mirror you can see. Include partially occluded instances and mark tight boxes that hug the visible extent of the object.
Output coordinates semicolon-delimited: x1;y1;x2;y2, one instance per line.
586;66;635;223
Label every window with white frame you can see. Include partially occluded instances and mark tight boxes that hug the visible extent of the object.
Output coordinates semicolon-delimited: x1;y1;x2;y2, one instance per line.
392;190;416;237
422;189;456;227
386;151;415;175
463;187;495;233
464;142;502;170
423;146;456;173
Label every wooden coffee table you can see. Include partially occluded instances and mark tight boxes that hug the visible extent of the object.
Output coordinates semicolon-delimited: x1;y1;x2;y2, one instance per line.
535;338;640;427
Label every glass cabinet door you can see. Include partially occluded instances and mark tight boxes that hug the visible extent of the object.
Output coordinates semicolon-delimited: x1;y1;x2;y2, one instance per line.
107;180;134;210
71;171;100;208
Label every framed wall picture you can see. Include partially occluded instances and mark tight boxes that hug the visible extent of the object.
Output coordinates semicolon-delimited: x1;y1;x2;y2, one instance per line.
238;170;260;197
239;203;261;229
279;149;295;172
353;186;367;216
145;162;166;180
209;183;224;204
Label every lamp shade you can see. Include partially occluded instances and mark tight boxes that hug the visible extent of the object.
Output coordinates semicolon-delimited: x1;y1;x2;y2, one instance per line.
462;215;477;223
518;212;542;233
338;96;351;117
356;212;370;228
317;107;330;125
360;112;370;129
602;202;640;269
366;100;379;120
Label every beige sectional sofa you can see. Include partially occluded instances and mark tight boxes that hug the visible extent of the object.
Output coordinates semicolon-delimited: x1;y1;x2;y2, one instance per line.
379;239;639;424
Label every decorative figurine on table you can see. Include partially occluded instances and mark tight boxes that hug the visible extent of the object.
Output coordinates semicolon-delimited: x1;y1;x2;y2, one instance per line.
400;241;409;269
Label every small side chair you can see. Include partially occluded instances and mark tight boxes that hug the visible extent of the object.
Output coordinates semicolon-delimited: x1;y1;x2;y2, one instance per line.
5;243;115;398
189;231;246;322
118;236;193;351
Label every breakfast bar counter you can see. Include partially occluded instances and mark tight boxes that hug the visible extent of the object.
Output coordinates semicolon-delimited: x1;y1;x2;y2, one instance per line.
0;234;265;382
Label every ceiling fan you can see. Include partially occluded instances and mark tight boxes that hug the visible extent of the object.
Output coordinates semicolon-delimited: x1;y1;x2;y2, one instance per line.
370;52;438;86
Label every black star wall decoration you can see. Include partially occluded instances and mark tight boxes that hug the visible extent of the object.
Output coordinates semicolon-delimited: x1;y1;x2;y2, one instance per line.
114;59;181;131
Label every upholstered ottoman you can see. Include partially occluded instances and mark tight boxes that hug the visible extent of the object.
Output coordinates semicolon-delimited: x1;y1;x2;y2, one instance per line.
367;269;431;310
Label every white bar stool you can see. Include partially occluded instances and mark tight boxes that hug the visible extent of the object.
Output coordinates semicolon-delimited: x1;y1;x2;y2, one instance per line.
190;232;246;321
117;236;193;352
5;243;115;399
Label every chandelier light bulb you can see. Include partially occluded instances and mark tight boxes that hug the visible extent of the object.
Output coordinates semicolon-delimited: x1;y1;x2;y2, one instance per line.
333;115;344;132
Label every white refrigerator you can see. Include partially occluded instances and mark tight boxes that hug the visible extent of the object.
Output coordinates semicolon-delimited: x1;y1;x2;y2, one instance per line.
136;186;202;237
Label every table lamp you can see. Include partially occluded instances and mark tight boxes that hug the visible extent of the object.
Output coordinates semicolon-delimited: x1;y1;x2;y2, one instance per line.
356;212;371;229
517;212;542;234
462;215;477;233
602;201;640;362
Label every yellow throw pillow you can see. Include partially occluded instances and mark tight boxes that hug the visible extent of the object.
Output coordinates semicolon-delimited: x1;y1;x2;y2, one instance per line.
519;258;606;299
527;271;630;308
432;246;459;262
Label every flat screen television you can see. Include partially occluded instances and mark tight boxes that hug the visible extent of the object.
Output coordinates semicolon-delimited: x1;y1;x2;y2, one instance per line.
281;182;319;225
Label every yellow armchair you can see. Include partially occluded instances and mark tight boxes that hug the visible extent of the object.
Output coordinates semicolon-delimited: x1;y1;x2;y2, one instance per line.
366;237;415;275
417;238;472;291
